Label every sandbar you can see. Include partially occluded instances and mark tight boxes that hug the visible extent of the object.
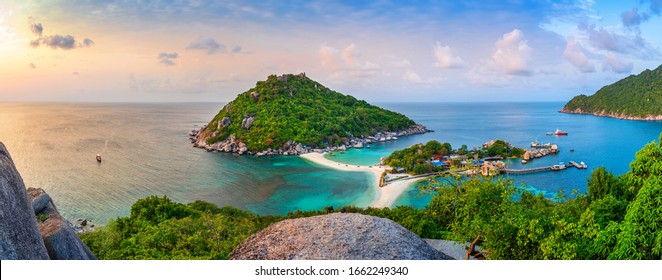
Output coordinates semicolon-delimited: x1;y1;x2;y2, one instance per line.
299;152;425;208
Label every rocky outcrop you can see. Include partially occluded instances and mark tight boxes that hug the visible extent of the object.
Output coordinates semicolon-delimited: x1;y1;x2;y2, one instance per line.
0;142;95;260
0;142;50;260
250;91;260;101
191;123;431;157
27;188;96;260
219;117;231;128
230;213;453;260
241;115;255;129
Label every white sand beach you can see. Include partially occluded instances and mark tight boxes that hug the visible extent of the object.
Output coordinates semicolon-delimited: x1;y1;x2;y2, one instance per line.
299;152;426;208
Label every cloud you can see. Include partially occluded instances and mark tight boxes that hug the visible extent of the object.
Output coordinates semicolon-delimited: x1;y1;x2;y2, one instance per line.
621;8;649;28
28;19;94;50
577;22;659;59
652;0;662;15
433;42;464;69
603;52;633;74
620;1;662;28
319;44;341;71
341;43;360;66
319;43;380;80
491;29;532;76
402;70;422;83
563;36;595;73
29;21;43;36
158;52;179;66
186;37;240;55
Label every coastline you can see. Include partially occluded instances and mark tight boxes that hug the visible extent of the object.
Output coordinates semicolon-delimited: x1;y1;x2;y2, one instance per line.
559;109;662;121
299;152;419;208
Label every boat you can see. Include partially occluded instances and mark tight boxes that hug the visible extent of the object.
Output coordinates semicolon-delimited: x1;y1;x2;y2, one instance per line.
531;141;552;148
570;148;574;152
96;154;102;162
551;162;566;170
554;129;568;136
579;161;587;169
366;144;371;149
545;132;553;135
521;159;528;164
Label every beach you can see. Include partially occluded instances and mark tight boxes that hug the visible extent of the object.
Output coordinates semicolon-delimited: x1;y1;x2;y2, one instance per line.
299;152;424;208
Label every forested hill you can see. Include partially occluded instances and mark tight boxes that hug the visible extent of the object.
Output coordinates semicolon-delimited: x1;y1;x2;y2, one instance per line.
194;73;427;154
561;64;662;120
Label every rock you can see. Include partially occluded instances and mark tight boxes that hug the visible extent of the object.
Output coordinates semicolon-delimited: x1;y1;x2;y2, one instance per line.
423;239;477;260
80;220;87;227
251;91;260;101
38;211;96;260
224;144;233;153
230;213;453;260
27;188;52;215
295;144;303;154
1;141;95;260
0;142;50;260
220;117;231;128
241;115;255;130
238;142;248;155
27;188;96;260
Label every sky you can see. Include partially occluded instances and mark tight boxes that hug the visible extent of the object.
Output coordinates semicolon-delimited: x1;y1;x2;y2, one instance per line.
1;0;661;103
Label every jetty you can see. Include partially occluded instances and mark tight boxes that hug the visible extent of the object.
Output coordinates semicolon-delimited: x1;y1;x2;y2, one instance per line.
504;160;587;174
568;160;588;169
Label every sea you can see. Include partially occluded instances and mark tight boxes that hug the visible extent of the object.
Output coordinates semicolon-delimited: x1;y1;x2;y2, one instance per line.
1;102;660;224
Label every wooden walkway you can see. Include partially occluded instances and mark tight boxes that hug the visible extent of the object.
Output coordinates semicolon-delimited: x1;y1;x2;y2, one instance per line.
503;166;553;174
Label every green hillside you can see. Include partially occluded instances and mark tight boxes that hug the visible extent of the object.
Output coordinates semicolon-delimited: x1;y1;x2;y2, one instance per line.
562;64;662;119
197;73;421;152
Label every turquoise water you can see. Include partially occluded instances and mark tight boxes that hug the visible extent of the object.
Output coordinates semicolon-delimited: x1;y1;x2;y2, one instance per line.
0;102;660;223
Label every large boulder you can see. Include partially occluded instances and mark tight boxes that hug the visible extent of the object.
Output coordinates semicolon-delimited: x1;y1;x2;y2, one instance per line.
0;142;50;260
220;117;231;128
27;188;96;260
241;115;255;130
230;213;453;260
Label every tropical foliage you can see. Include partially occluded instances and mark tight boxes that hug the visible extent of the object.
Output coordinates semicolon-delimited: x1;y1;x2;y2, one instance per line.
203;74;415;151
384;140;524;174
82;133;662;260
425;132;662;259
563;64;662;118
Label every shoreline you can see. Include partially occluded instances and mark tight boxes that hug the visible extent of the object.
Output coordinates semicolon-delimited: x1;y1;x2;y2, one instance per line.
559;109;662;121
299;152;420;208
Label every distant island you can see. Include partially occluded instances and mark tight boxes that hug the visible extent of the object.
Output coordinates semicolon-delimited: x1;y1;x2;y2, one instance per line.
561;64;662;120
191;73;430;155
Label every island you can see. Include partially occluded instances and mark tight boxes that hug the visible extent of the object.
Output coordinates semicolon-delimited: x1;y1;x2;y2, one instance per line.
191;73;430;155
561;64;662;120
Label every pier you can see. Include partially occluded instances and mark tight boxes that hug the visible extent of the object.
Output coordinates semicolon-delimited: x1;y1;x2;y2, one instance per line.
503;166;552;174
503;160;587;174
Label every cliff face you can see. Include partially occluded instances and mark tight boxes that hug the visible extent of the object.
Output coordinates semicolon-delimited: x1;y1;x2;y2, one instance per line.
230;213;453;260
0;142;95;260
0;142;50;260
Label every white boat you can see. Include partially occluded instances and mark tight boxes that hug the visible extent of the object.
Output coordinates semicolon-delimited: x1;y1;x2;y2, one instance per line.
551;162;566;170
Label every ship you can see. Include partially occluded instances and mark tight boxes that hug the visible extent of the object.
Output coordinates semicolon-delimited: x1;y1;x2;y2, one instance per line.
554;129;568;136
